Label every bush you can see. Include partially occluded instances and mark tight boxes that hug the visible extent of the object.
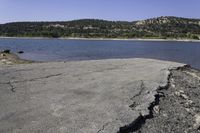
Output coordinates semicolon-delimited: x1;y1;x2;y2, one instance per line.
192;35;199;40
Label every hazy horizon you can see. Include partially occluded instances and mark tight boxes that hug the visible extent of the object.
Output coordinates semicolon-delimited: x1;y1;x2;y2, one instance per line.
0;0;200;24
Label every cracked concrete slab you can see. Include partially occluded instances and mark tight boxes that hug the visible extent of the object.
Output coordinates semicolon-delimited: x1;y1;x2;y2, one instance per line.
0;58;184;133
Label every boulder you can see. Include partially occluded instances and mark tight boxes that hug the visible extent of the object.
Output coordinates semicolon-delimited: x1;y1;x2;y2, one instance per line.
18;51;24;54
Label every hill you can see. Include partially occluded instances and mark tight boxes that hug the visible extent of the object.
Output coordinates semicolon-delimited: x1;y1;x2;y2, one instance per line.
0;16;200;40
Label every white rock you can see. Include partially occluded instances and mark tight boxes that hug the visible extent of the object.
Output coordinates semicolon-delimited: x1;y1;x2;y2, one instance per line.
153;105;160;114
180;94;189;100
193;114;200;129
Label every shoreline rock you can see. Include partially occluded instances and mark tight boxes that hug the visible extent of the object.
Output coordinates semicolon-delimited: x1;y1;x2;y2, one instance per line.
137;66;200;133
0;51;33;65
17;51;24;54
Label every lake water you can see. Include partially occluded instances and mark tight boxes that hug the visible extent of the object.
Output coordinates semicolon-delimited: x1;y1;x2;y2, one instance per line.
0;38;200;69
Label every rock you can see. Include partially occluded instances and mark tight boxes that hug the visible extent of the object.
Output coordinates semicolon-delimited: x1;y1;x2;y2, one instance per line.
180;94;189;100
162;113;168;117
153;105;160;114
0;59;12;65
1;59;7;63
170;78;175;84
175;91;181;97
171;83;175;88
18;51;24;54
175;90;189;100
185;100;193;106
193;114;200;129
0;53;6;57
2;49;10;53
185;108;191;113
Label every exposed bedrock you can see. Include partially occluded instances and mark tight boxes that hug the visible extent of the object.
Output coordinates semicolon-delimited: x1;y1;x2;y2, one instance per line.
0;58;185;133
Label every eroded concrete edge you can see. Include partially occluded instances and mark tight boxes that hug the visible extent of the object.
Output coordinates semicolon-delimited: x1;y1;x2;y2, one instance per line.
117;64;190;133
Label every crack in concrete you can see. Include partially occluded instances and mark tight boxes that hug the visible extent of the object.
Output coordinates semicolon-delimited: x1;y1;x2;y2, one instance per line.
129;80;146;109
0;73;63;92
15;73;63;83
97;120;118;133
0;81;16;92
131;80;145;100
118;92;163;133
97;122;110;133
0;73;63;85
0;68;36;75
8;81;15;92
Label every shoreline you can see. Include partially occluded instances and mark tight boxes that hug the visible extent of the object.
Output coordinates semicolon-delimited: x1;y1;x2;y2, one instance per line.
1;51;200;71
0;36;200;42
0;51;34;65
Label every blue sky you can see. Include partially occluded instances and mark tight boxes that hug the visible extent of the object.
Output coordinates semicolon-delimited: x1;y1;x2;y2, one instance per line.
0;0;200;24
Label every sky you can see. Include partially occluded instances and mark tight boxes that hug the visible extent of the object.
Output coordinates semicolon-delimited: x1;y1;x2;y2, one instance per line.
0;0;200;24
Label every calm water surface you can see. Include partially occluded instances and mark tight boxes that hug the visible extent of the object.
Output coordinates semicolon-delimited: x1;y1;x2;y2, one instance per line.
0;38;200;69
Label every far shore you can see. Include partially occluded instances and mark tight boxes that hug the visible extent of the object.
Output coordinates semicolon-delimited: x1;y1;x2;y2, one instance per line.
0;36;200;42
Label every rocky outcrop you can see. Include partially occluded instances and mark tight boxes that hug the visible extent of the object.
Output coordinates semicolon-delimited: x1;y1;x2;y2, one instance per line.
137;66;200;133
0;58;185;133
0;51;32;65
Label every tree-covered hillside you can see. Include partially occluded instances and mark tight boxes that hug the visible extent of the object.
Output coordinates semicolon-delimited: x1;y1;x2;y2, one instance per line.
0;16;200;39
